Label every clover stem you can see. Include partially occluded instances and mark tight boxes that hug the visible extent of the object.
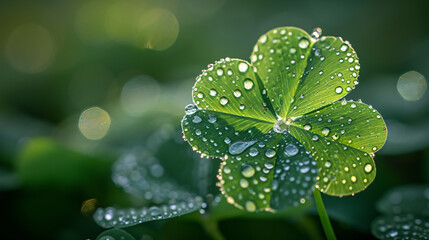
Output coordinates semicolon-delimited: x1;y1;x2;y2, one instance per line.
201;216;225;240
313;189;337;240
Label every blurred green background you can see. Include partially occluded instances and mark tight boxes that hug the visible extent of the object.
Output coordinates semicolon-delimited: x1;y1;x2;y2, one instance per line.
1;0;429;239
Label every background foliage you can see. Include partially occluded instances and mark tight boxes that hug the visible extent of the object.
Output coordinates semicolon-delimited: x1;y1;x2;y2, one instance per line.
1;0;429;239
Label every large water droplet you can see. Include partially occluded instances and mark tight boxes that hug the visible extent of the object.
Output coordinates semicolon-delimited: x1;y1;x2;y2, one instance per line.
193;115;202;123
321;127;330;136
238;62;249;73
335;86;343;94
185;104;197;114
245;201;256;212
239;178;249;188
229;141;257;155
340;44;349;52
265;149;276;158
284;144;298;156
364;163;373;173
298;38;310;49
216;69;223;76
249;147;258;156
209;89;217;96
208;115;217;123
243;79;254;90
303;124;312;130
241;164;255;178
233;89;242;97
220;97;229;105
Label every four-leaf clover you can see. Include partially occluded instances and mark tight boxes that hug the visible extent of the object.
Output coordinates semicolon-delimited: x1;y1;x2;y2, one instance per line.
182;27;387;212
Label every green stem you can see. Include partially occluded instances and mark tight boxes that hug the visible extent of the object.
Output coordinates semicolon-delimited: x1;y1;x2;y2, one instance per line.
201;216;225;240
313;189;337;240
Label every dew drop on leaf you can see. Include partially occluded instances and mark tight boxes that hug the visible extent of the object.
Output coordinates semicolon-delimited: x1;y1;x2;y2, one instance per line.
265;149;276;158
216;68;223;76
335;86;343;94
241;164;255;178
229;141;257;155
239;179;249;188
185;104;197;114
340;44;349;52
325;160;332;168
249;147;259;156
364;163;373;173
208;115;217;123
322;127;330;136
284;144;299;157
243;79;254;90
209;89;217;96
303;124;312;130
192;115;202;123
245;201;256;212
233;89;242;97
238;62;249;72
220;97;229;105
298;38;310;49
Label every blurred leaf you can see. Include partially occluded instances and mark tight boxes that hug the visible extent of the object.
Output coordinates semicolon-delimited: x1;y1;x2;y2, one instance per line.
94;130;218;228
371;214;429;240
376;185;429;216
0;167;18;191
96;228;136;240
372;185;429;239
16;137;111;189
182;26;387;213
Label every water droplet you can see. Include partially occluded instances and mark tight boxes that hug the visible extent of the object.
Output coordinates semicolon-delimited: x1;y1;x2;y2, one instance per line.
303;124;312;130
372;146;377;151
224;137;231;144
195;129;201;135
350;176;357;183
312;135;319;141
197;92;204;99
249;147;258;156
233;89;242;97
340;44;349;52
208;115;217;123
335;86;343;94
265;149;276;158
241;164;255;178
300;166;310;173
239;179;249;188
284;144;298;156
298;38;310;49
322;127;330;136
209;89;217;96
239;104;245;110
229;141;257;155
332;133;339;140
387;230;398;237
243;79;254;90
319;70;324;75
238;62;249;72
216;69;223;76
273;119;290;133
260;35;267;44
264;162;274;169
351;103;357;108
185;104;198;114
223;166;231;174
364;163;373;173
220;97;229;105
149;206;161;217
192;115;202;123
245;201;256;212
325;160;332;168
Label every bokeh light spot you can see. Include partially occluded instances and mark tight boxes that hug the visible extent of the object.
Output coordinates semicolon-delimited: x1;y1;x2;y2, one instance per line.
397;71;427;101
121;75;160;116
136;8;179;51
6;24;56;73
78;107;111;140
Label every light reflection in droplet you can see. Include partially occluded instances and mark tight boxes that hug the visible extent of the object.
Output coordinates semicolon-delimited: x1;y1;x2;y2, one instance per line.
79;107;111;140
397;71;427;101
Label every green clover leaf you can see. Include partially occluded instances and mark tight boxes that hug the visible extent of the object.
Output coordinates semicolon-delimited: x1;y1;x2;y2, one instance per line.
181;27;387;212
